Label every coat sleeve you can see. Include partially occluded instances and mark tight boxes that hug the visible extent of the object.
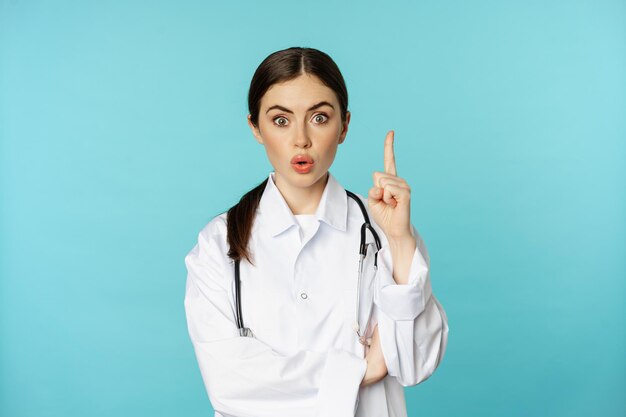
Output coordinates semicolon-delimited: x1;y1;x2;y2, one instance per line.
184;223;367;417
372;224;449;387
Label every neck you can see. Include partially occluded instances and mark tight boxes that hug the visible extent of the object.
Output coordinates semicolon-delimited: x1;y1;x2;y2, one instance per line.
274;171;329;215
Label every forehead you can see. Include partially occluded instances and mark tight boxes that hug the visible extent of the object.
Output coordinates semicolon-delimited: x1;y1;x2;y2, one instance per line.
261;74;338;109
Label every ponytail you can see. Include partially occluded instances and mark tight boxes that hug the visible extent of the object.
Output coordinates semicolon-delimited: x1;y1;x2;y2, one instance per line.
226;178;269;266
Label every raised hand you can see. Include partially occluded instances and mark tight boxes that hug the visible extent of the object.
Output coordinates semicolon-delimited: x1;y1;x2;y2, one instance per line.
367;131;413;240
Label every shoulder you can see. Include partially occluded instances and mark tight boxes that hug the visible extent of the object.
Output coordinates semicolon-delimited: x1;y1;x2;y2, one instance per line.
198;211;228;241
184;212;233;291
345;189;369;215
186;212;230;263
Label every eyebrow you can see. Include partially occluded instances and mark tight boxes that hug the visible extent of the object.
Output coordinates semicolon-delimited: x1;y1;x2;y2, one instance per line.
265;101;335;114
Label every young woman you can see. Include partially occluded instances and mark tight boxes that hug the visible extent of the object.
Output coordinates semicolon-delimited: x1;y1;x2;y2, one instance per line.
184;47;449;417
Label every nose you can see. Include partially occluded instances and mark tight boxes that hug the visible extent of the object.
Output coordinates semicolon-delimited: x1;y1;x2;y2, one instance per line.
293;122;312;149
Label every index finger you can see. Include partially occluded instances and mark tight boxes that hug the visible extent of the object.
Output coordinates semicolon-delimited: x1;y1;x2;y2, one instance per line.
384;130;397;176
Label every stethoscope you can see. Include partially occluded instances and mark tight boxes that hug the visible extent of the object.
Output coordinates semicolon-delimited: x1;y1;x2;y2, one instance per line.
233;189;382;346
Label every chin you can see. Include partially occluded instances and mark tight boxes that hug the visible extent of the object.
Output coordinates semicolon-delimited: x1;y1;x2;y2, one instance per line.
278;169;327;187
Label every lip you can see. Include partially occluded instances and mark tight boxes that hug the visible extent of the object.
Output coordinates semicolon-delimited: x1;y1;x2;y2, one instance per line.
291;154;314;174
291;154;314;164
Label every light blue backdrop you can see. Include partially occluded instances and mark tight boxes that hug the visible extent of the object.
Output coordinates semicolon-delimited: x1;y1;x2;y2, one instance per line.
1;1;624;416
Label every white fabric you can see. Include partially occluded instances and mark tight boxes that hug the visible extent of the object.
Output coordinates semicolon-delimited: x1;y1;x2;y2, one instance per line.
184;170;449;417
294;214;318;244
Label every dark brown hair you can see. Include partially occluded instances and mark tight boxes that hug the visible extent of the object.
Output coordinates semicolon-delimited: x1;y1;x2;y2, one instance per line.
226;47;349;265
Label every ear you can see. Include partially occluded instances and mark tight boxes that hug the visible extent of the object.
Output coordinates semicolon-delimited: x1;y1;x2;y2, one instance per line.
247;114;264;145
338;111;351;145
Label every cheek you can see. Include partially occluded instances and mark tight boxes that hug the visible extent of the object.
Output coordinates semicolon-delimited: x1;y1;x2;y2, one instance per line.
262;139;288;162
263;143;280;158
318;141;340;161
315;125;339;141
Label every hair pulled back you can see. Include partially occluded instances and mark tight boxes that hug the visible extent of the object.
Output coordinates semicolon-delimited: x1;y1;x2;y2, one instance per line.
227;47;348;265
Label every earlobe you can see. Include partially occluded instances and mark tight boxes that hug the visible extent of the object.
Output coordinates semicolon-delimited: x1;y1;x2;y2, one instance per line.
247;115;264;145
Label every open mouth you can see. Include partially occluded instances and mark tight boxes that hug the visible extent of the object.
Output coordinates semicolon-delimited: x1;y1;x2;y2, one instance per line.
291;155;314;165
291;155;314;173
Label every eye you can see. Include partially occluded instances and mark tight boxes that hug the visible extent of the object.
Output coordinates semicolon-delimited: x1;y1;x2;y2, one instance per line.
312;113;329;124
273;116;289;127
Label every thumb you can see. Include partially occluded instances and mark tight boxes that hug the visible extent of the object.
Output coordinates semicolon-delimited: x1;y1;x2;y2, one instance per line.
368;186;383;204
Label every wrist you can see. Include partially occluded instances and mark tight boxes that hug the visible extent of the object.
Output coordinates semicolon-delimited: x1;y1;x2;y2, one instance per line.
366;354;387;378
388;234;416;254
387;228;414;244
386;234;416;285
361;362;386;387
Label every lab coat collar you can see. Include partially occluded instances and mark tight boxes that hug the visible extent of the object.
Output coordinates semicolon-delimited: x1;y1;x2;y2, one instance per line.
258;171;348;237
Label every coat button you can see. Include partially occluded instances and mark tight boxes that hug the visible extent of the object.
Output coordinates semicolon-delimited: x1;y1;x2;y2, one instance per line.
300;292;308;299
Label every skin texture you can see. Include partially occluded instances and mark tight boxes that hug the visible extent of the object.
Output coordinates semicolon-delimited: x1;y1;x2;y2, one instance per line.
248;72;419;387
369;130;417;287
360;324;386;387
247;73;350;215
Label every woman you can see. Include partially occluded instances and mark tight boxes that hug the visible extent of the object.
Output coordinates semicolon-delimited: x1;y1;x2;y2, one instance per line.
184;46;449;417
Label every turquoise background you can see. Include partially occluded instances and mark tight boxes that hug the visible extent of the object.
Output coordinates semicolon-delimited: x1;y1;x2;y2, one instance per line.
1;1;624;416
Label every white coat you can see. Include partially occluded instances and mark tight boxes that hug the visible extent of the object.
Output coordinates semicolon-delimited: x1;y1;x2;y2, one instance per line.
184;171;449;417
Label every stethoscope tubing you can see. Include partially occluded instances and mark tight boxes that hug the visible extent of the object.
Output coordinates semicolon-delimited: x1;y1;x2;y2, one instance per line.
234;189;382;340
